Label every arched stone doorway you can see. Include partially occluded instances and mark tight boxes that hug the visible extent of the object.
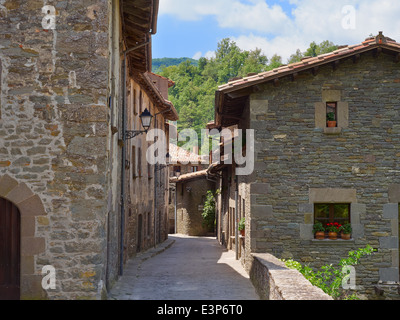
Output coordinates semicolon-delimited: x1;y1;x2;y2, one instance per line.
0;197;20;300
0;174;47;300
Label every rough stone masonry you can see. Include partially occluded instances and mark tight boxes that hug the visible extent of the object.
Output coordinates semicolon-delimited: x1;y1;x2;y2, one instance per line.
0;0;119;299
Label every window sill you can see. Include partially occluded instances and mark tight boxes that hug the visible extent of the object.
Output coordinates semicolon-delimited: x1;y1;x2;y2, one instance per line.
311;238;354;245
324;127;342;135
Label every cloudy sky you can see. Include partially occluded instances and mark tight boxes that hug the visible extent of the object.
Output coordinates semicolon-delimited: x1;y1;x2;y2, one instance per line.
152;0;400;63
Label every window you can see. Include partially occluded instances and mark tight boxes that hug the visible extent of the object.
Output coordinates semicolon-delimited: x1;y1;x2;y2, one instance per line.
132;146;137;178
191;166;198;173
314;203;350;226
138;147;142;177
133;89;137;115
326;102;337;127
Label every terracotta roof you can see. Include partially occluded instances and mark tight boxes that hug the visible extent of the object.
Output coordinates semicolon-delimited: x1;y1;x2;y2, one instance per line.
169;144;202;164
135;72;179;121
149;72;175;88
169;169;208;183
219;33;400;94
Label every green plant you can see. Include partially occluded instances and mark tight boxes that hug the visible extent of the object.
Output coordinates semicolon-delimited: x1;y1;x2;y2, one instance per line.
340;223;352;234
283;245;376;300
238;218;245;231
313;222;325;233
327;112;336;121
202;190;220;231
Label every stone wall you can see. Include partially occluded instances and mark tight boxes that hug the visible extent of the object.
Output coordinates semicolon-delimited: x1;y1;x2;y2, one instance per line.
176;177;215;236
248;51;400;299
0;0;121;299
249;253;332;300
125;78;171;257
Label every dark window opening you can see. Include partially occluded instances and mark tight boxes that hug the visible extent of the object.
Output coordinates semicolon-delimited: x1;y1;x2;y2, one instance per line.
314;203;350;226
326;102;337;127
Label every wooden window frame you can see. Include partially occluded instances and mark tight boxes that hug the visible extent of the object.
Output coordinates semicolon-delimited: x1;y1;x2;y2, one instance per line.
314;203;351;226
326;102;338;127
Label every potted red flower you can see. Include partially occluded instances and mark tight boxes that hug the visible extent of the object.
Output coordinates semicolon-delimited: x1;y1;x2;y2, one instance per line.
326;222;342;240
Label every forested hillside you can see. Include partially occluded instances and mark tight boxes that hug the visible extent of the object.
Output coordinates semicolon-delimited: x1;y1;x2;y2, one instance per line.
157;38;337;148
152;57;198;74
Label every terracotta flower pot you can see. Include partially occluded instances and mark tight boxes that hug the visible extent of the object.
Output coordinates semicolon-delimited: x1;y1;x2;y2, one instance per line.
327;121;337;128
315;231;325;240
240;229;245;237
328;232;338;240
341;233;351;240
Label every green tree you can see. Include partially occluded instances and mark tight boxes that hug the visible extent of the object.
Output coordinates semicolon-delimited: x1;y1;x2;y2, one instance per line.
202;190;220;232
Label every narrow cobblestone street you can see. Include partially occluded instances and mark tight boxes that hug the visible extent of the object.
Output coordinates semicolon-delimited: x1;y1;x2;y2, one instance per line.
108;235;260;300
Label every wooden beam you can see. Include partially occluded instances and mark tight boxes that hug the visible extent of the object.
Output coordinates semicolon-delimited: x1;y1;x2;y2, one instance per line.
291;72;298;82
273;78;280;87
226;85;260;99
395;53;400;63
312;66;319;76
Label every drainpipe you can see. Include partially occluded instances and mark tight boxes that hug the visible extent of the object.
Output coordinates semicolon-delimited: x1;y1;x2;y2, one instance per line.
235;176;239;260
174;183;177;234
119;40;150;276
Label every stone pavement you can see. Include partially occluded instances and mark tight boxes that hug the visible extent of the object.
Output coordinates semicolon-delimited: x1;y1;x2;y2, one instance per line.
108;234;260;300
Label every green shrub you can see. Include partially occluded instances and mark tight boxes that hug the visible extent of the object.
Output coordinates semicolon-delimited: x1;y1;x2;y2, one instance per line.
283;245;375;300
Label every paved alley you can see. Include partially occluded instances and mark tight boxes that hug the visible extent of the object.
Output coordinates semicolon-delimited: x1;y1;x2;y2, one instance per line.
108;235;260;300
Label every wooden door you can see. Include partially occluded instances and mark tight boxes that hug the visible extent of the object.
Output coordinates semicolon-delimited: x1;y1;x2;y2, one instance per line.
0;198;20;300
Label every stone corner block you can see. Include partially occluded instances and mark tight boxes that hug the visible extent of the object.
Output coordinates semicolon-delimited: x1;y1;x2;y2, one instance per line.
352;224;364;239
300;224;313;240
251;205;273;219
250;183;270;195
379;237;398;249
18;195;47;217
5;182;34;205
388;184;400;203
21;237;46;256
0;174;19;197
379;268;400;283
383;203;399;220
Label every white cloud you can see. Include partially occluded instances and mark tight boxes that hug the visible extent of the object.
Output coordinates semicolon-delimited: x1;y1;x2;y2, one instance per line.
192;51;203;60
160;0;400;62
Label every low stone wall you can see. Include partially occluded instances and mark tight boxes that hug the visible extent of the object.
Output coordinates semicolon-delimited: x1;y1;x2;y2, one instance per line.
249;253;332;300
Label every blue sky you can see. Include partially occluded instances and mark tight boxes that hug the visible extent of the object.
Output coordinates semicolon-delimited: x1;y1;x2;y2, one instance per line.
152;0;400;63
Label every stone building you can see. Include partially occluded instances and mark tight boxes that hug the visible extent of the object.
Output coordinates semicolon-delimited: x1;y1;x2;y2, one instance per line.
212;33;400;299
0;0;168;300
124;71;178;257
170;169;215;236
168;144;213;235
